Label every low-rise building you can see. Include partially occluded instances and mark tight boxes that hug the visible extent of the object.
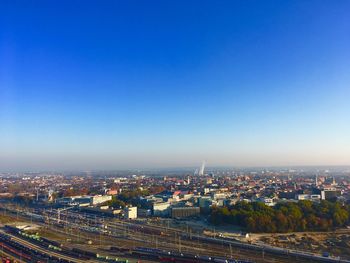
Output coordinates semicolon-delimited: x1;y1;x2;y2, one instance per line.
91;195;112;205
321;188;342;200
198;196;212;209
171;207;200;218
124;206;137;219
56;195;112;206
152;202;170;217
296;194;321;201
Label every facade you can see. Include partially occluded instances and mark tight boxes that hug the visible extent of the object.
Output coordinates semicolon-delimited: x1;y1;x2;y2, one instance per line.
257;197;276;206
152;202;170;217
198;196;212;209
124;206;137;219
180;193;194;200
138;208;152;217
56;195;112;206
91;195;112;205
296;194;321;201
56;196;91;206
199;161;205;176
321;189;342;200
171;207;200;218
211;192;226;200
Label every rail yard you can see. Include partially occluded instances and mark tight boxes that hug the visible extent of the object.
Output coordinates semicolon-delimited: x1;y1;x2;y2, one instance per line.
0;203;347;263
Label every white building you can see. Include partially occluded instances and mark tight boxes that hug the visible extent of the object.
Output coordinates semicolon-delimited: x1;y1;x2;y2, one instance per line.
257;197;276;206
211;192;226;200
91;195;112;205
124;206;137;219
56;195;112;206
153;202;170;217
296;194;321;201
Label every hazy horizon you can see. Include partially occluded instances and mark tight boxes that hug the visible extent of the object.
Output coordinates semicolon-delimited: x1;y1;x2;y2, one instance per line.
1;157;350;173
1;1;350;171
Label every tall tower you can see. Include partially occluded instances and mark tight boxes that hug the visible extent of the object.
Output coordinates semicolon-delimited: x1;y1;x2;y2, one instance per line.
199;161;206;176
315;174;318;186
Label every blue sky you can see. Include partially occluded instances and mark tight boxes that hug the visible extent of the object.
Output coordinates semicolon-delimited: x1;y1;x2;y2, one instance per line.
1;1;350;171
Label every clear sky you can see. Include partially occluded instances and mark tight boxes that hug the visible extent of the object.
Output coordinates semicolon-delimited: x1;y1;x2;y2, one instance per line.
1;0;350;171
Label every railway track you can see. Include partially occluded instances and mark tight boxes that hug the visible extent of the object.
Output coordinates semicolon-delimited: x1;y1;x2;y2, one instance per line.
0;230;98;263
1;205;343;263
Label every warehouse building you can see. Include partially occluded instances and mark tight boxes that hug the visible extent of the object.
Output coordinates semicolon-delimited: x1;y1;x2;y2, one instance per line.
171;207;200;218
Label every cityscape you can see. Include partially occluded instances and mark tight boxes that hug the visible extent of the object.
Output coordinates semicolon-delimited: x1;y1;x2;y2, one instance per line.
1;166;350;262
1;0;350;263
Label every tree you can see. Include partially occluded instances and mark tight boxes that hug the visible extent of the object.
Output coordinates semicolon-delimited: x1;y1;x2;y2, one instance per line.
209;200;350;233
275;212;288;232
107;196;126;208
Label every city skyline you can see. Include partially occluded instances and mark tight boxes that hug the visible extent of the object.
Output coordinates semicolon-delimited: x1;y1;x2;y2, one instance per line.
1;1;350;171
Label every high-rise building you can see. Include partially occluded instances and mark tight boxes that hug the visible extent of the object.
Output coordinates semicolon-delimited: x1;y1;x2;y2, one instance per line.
199;161;205;176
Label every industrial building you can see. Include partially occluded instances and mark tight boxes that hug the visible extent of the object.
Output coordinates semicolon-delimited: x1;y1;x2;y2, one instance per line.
171;207;200;218
56;195;112;206
152;202;170;217
124;206;137;219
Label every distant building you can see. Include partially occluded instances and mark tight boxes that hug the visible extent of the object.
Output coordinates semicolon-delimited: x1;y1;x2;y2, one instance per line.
295;194;321;201
198;196;212;209
56;196;90;206
106;189;119;195
155;190;181;202
171;207;200;218
138;208;152;217
211;192;226;200
321;188;342;200
152;202;170;217
257;197;276;206
199;161;206;176
203;188;210;194
81;206;121;216
124;206;137;219
56;195;112;206
91;195;112;205
180;193;193;201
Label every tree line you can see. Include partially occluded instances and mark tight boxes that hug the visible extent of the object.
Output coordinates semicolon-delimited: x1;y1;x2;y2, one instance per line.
210;200;349;233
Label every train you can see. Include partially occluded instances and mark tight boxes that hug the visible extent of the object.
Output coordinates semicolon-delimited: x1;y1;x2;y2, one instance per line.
128;224;166;236
131;247;253;263
0;241;32;261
